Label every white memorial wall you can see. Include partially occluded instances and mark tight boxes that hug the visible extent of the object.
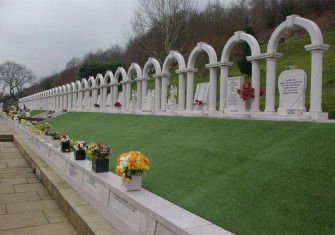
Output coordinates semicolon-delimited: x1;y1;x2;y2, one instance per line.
18;15;330;120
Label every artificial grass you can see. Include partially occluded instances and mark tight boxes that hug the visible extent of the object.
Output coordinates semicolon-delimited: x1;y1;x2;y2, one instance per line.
45;112;335;234
30;110;47;116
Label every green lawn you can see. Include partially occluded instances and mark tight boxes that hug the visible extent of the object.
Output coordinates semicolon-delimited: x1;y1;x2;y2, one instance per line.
30;110;47;116
46;112;335;234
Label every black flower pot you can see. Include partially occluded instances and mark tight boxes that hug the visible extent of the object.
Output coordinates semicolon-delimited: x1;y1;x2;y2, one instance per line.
61;141;71;153
75;150;86;160
92;158;109;173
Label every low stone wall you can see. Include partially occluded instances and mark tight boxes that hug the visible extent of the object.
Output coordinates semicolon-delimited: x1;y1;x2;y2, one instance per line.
1;114;232;235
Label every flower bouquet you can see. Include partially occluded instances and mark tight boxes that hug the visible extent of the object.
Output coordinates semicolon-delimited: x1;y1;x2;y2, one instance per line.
72;140;88;160
193;99;203;111
114;101;122;108
50;132;61;147
87;143;112;173
58;135;71;153
237;83;264;101
115;151;150;191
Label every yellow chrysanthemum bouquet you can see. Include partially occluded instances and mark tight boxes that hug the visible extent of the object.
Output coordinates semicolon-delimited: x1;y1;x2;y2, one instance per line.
115;151;150;182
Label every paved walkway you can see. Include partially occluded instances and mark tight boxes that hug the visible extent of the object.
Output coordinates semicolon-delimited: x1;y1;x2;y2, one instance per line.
0;120;78;234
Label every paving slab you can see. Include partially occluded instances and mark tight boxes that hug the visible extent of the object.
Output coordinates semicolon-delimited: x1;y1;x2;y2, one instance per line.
0;192;40;204
7;199;59;214
1;222;78;235
0;211;49;230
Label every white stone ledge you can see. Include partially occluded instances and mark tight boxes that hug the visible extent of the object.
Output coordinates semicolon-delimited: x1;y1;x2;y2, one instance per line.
1;114;232;235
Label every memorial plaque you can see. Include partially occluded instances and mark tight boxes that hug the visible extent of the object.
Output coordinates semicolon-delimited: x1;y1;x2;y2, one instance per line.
278;68;306;115
54;156;66;172
108;193;155;234
194;82;209;104
65;162;83;184
224;76;247;114
82;174;109;206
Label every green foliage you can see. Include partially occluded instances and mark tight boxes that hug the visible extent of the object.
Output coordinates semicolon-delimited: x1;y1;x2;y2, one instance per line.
238;25;255;76
78;61;127;79
47;112;335;234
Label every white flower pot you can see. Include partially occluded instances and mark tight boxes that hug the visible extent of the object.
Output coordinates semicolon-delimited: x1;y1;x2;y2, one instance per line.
122;174;142;191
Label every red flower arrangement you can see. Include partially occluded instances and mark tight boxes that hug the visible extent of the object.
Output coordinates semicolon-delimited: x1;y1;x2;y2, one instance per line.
114;101;122;107
237;83;264;101
194;100;203;105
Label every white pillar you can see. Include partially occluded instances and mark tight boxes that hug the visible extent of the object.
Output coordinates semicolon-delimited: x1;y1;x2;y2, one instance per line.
125;81;131;110
142;78;148;108
186;69;196;111
77;91;83;111
102;87;107;111
136;79;142;110
72;92;77;111
113;85;118;109
208;66;218;112
161;76;169;111
250;60;260;112
68;92;72;110
219;64;231;112
122;83;126;110
154;75;161;111
264;58;277;113
177;71;186;111
309;50;324;112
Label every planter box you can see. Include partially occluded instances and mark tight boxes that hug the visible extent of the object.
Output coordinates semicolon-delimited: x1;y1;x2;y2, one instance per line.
92;158;109;173
122;174;142;191
75;150;86;160
61;141;71;153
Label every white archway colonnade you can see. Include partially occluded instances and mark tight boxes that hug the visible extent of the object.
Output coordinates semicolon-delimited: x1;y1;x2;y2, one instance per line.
19;15;330;120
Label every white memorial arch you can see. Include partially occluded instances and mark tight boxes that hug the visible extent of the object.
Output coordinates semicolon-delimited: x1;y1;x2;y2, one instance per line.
18;15;330;121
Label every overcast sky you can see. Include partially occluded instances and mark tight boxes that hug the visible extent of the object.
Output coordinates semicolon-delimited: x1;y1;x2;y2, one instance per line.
0;0;229;79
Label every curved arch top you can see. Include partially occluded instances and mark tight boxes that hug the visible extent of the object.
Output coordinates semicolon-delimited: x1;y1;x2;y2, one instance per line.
221;31;261;62
80;79;88;90
127;63;143;80
143;58;161;78
187;42;217;68
162;51;186;74
95;74;105;87
87;76;95;88
115;67;127;83
267;15;324;53
104;71;115;85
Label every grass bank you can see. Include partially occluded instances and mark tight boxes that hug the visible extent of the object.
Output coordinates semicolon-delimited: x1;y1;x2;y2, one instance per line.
46;112;335;234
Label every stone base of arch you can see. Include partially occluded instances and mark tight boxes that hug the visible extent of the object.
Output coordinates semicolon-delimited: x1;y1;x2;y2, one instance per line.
303;111;328;120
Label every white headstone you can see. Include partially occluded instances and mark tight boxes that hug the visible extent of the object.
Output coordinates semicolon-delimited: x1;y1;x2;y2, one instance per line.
96;94;102;106
130;91;137;110
277;68;307;115
143;89;155;112
224;76;248;114
117;91;124;106
167;86;178;111
194;82;209;104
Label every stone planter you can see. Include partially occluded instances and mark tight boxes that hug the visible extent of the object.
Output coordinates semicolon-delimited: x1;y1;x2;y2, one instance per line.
61;141;71;153
75;150;86;160
43;135;51;143
122;173;142;191
52;139;59;148
92;158;109;173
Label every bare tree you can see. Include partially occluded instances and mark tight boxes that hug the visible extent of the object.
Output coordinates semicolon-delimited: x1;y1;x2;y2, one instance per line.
65;57;81;70
0;61;35;99
130;0;192;62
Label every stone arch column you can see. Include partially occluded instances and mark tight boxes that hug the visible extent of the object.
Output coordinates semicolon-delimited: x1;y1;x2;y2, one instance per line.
263;15;330;118
186;42;218;113
127;63;143;111
162;51;187;111
220;31;262;112
142;58;162;112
